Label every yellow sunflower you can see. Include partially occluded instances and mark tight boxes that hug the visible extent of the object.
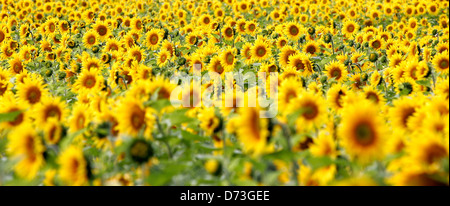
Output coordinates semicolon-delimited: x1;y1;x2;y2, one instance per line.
58;146;88;186
145;28;163;50
83;29;99;48
325;60;348;82
16;74;48;106
433;51;449;74
236;105;271;157
7;125;44;180
338;101;387;163
251;37;271;62
286;91;327;132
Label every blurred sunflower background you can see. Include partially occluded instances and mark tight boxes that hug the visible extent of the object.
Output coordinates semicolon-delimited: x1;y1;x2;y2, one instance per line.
0;0;448;186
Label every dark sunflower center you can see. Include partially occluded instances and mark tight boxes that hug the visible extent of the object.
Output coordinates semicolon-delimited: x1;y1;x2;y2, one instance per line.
331;68;341;78
77;115;85;129
45;105;62;120
401;107;416;127
131;110;145;129
289;26;299;36
225;28;233;37
150;34;158;44
439;59;449;69
366;92;379;103
226;53;234;64
97;25;107;36
88;36;95;44
306;45;316;54
425;144;447;164
302;103;319;120
354;122;375;146
27;86;41;104
84;76;96;88
347;25;355;33
256;46;266;57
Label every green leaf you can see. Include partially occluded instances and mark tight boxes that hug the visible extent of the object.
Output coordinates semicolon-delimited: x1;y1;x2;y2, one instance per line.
235;41;245;49
164;109;195;125
144;99;172;111
181;130;209;142
211;33;221;41
305;155;334;171
0;111;22;123
416;79;431;87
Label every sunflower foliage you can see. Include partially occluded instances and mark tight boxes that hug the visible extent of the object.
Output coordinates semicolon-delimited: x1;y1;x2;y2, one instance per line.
0;0;449;186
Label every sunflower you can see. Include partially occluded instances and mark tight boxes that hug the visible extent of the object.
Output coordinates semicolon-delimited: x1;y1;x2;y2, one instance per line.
69;103;92;133
298;163;337;186
370;37;383;50
221;24;234;41
433;51;449;74
284;21;302;40
34;96;67;126
279;45;298;68
58;146;89;186
104;38;122;52
82;55;104;71
236;19;246;34
117;97;154;137
220;47;237;71
156;49;170;67
128;46;145;64
389;96;421;131
236;105;270;156
325;60;348;82
199;107;221;136
92;21;110;40
8;54;24;75
287;91;327;132
0;100;28;129
130;17;143;31
161;40;175;58
338;101;387;163
241;42;253;64
251;37;271;62
74;68;104;93
0;26;9;44
327;84;348;111
288;53;313;76
303;41;320;56
342;20;359;37
82;29;99;48
395;77;420;95
43;118;63;145
278;78;303;110
389;169;448;186
7;125;44;180
407;133;449;172
435;77;449;99
246;20;258;35
16;74;48;106
363;86;385;105
276;36;288;48
350;73;366;90
310;132;338;159
0;79;11;97
145;28;163;50
208;55;226;77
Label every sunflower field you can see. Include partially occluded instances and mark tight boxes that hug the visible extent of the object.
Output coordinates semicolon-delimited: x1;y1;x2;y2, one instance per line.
0;0;449;186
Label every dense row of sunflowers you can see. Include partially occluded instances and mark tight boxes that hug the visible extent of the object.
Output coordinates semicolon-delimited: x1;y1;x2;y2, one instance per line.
0;0;448;186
